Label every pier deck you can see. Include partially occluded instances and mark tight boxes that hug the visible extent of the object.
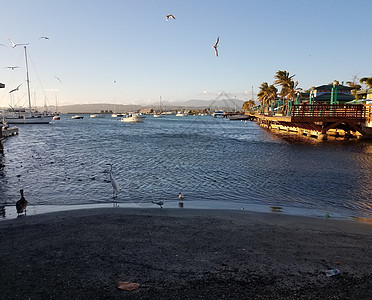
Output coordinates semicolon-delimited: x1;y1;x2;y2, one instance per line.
0;126;18;152
254;104;371;140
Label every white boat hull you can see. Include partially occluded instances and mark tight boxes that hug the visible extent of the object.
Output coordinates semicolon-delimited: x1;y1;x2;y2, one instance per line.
4;115;53;124
121;115;146;123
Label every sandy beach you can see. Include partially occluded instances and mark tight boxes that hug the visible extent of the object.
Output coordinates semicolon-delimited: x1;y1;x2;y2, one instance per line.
0;208;371;299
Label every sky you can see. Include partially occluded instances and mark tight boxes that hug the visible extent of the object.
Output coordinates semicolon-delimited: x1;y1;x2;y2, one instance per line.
0;0;371;108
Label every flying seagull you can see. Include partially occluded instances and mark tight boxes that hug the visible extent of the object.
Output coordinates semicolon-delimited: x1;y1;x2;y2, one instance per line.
39;36;49;40
213;37;219;57
5;66;19;70
6;36;29;48
9;84;22;93
55;76;62;83
166;14;176;21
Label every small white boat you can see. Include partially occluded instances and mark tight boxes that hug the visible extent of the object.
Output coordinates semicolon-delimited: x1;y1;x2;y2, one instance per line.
90;114;105;118
112;113;124;118
176;111;186;117
52;115;60;120
121;114;146;123
72;115;84;119
213;110;225;118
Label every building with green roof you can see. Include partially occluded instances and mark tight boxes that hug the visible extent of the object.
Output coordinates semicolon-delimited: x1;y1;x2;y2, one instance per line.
312;84;354;104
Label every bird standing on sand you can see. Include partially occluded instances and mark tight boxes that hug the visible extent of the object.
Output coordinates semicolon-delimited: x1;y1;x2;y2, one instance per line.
178;192;184;200
9;84;22;94
106;163;120;198
152;199;165;208
213;37;219;57
6;36;29;48
16;189;28;215
166;14;176;21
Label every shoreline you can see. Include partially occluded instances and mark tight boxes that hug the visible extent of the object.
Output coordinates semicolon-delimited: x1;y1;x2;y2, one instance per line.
1;208;371;299
1;200;371;223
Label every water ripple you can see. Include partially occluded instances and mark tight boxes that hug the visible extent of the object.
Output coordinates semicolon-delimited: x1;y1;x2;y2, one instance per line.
1;115;371;218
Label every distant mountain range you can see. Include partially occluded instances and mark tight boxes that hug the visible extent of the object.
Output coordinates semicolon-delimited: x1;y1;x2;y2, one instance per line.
57;99;244;114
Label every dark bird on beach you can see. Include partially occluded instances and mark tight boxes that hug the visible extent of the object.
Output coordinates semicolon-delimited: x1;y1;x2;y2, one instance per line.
152;199;165;208
6;36;29;48
178;192;184;200
213;37;219;57
16;189;28;215
9;84;22;93
166;14;176;21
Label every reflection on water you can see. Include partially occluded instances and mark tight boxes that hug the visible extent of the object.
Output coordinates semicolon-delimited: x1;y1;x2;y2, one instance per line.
0;115;371;218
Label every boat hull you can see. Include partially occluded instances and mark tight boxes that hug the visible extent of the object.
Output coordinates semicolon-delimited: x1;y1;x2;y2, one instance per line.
121;115;146;123
4;116;53;124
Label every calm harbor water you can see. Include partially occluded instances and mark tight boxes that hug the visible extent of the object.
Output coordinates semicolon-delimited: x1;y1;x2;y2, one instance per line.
1;114;371;219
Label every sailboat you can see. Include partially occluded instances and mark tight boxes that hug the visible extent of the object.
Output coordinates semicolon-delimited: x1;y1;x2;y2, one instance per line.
153;96;164;118
4;46;53;124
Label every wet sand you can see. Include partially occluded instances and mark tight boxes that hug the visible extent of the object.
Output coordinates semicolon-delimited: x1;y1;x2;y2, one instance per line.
0;208;371;299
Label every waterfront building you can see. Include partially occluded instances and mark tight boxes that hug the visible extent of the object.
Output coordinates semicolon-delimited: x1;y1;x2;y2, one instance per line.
311;84;354;104
357;88;372;100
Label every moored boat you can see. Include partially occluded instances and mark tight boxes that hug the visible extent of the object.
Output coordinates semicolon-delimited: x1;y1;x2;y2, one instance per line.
72;115;84;119
213;110;225;118
3;46;53;124
4;108;53;124
121;114;146;123
90;114;106;118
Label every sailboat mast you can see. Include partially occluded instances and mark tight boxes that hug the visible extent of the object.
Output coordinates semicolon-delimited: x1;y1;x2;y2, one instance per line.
24;46;32;110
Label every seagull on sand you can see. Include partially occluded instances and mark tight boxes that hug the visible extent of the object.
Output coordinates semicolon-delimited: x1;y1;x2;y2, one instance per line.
16;189;28;216
6;36;29;48
213;37;219;57
178;192;184;200
5;66;19;70
9;84;22;93
152;199;165;208
166;14;176;21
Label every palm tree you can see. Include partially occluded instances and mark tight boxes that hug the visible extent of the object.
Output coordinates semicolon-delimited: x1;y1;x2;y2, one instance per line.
360;77;372;88
267;84;277;113
274;70;297;115
242;100;255;112
257;82;270;113
346;75;362;100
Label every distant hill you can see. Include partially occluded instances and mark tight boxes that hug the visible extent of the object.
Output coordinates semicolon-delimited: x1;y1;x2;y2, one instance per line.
167;99;244;110
55;99;244;114
57;104;142;114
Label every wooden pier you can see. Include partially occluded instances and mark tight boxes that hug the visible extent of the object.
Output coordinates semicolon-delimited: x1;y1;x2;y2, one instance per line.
253;104;372;140
0;126;19;153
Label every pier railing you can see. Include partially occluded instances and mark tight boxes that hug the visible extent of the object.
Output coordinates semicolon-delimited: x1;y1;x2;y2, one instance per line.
366;104;372;123
291;104;365;121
